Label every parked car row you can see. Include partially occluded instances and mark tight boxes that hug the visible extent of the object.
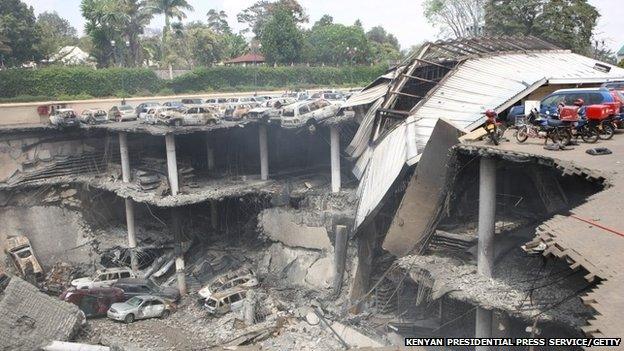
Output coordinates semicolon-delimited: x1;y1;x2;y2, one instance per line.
47;90;351;129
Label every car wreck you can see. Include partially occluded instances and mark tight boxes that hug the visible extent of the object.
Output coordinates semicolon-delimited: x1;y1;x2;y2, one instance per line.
4;235;44;284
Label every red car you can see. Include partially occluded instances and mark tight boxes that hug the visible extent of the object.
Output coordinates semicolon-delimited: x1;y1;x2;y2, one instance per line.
60;287;125;317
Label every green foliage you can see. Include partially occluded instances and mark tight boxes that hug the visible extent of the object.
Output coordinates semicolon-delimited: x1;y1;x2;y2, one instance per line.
304;23;371;65
484;0;599;54
0;66;162;98
36;11;79;59
237;0;308;37
260;5;303;64
168;65;387;93
424;0;485;38
0;0;42;65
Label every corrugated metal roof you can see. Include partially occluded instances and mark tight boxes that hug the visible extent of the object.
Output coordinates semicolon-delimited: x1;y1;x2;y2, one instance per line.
353;51;624;231
342;83;390;108
346;98;383;158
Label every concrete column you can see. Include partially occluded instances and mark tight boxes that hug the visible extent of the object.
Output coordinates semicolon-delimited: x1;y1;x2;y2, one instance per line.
259;124;269;180
124;198;138;272
330;126;341;193
475;157;496;349
119;132;131;183
165;134;179;195
210;199;218;230
492;311;511;338
171;208;187;295
478;157;496;277
333;225;348;293
119;132;138;272
206;132;215;171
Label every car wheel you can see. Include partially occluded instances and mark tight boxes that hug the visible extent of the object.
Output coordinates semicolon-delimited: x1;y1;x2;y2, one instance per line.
160;310;170;319
124;313;135;324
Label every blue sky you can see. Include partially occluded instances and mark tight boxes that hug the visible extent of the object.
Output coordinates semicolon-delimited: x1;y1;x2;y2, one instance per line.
23;0;624;52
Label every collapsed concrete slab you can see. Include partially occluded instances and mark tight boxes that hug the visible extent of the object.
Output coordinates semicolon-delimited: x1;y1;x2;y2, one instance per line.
259;208;331;250
383;119;463;257
0;276;85;350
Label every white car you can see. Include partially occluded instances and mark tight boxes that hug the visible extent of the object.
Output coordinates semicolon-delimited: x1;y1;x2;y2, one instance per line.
280;99;341;129
80;109;109;124
49;108;79;128
248;97;297;122
204;287;247;315
71;267;135;290
158;105;219;126
109;105;136;122
198;269;258;300
107;295;171;323
140;106;178;125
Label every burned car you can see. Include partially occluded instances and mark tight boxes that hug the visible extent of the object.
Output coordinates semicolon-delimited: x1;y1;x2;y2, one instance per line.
71;267;136;290
79;109;109;124
140;106;178;125
49;108;79;128
60;286;125;317
223;103;260;121
4;235;44;283
280;99;341;129
204;287;247;315
109;104;136;122
157;105;219;126
198;268;258;300
247;97;297;123
112;278;180;302
107;295;172;323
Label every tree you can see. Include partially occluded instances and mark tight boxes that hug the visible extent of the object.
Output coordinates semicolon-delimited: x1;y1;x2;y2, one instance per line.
313;15;334;29
36;12;78;59
207;9;230;34
366;26;400;51
484;0;599;54
238;0;307;37
220;33;248;60
305;23;371;65
0;0;42;65
116;0;154;67
590;39;616;64
424;0;485;38
259;5;303;64
149;0;193;73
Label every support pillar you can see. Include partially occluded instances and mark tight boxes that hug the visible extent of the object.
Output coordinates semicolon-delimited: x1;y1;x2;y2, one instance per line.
119;132;138;272
259;124;269;180
171;208;187;295
124;198;138;272
333;225;348;293
119;132;131;183
475;157;496;350
330;126;341;193
206;133;215;172
492;311;511;338
165;134;179;195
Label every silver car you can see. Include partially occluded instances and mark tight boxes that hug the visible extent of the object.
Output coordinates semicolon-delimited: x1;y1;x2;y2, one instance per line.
107;295;171;323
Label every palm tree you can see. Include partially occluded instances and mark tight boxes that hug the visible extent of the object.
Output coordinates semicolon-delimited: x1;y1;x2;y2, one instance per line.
207;9;230;34
148;0;193;77
117;0;154;67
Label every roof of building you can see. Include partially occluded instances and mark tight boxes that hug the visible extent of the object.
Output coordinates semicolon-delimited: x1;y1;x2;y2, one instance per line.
618;44;624;56
224;53;265;64
0;276;84;350
349;36;624;230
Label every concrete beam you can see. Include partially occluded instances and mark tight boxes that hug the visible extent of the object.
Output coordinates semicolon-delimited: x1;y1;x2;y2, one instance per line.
206;132;215;171
119;132;131;183
333;225;348;293
259;124;269;180
210;199;218;230
165;134;179;195
476;307;493;350
330;126;341;193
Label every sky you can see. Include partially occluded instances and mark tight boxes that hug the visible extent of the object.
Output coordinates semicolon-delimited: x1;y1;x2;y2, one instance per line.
22;0;624;52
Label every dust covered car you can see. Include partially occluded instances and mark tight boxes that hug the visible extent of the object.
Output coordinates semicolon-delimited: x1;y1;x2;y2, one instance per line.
49;108;79;128
4;235;44;283
280;99;341;129
109;104;136;122
79;109;109;124
223;103;260;121
157;105;220;126
140;106;178;125
198;268;258;300
203;287;247;315
107;295;172;323
248;97;297;122
71;267;136;290
112;277;180;301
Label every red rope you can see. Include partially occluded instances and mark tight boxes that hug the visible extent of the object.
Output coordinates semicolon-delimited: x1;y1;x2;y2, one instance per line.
570;214;624;238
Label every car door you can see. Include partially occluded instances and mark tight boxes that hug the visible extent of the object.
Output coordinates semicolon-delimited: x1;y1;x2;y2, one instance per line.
137;299;151;319
229;292;246;312
105;272;120;287
150;299;165;317
186;107;199;125
93;273;108;288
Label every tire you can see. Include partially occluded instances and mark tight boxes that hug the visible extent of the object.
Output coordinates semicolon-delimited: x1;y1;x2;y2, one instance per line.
124;313;135;324
556;128;572;146
515;127;529;143
160;310;170;319
581;127;599;143
486;129;499;145
599;123;615;140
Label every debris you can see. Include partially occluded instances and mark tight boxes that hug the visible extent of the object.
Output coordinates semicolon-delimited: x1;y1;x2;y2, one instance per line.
586;147;612;155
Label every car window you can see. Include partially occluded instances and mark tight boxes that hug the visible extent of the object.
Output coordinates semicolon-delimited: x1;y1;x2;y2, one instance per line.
16;249;32;258
120;272;131;279
562;93;587;105
109;273;120;280
97;274;107;281
541;94;563;107
587;93;605;104
152;300;164;306
229;293;242;303
318;100;331;108
127;297;143;307
139;285;151;292
206;298;217;308
299;105;310;114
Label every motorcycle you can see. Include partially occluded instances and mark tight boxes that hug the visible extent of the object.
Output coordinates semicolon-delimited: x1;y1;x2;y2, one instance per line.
482;109;505;145
514;109;572;146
